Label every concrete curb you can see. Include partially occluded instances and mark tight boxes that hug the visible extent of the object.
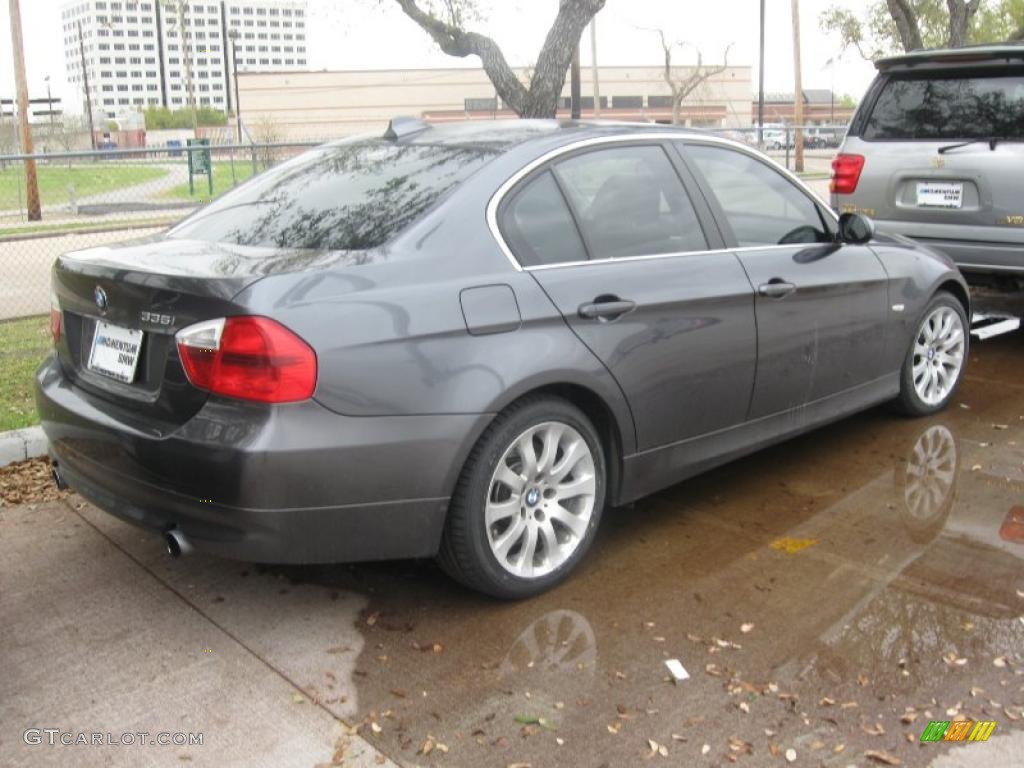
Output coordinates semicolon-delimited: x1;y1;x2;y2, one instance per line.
0;426;48;467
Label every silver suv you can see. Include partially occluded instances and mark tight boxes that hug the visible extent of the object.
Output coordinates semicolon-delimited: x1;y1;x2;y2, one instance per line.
832;44;1024;284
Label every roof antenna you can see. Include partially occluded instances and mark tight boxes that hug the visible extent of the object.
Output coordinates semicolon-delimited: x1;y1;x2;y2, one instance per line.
384;116;430;140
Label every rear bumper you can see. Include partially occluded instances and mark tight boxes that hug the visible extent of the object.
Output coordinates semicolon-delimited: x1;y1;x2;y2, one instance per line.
871;221;1024;275
35;356;490;563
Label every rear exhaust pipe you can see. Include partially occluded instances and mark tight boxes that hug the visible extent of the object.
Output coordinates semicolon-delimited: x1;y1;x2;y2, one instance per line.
165;529;192;558
51;463;68;491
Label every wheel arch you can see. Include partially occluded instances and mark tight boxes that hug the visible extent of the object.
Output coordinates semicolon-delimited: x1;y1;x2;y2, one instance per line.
937;278;970;317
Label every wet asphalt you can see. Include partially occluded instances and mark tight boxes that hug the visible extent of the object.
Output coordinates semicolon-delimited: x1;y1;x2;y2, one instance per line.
3;330;1024;768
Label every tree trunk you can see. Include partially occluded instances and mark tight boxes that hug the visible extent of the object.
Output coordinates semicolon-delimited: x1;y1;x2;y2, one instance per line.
394;0;604;119
946;0;982;48
671;95;682;125
886;0;924;51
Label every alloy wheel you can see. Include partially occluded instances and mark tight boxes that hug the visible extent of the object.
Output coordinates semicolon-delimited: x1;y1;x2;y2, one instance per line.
912;306;965;406
485;421;597;578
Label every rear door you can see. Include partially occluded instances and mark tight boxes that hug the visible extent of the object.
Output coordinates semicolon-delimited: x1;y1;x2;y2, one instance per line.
681;141;890;418
501;141;757;451
837;67;1024;267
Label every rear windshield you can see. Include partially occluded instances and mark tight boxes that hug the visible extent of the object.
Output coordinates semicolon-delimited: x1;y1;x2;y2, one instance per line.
863;71;1024;141
169;140;496;250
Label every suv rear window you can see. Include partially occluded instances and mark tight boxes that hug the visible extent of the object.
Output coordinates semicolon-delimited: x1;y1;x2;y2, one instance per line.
169;140;495;250
863;71;1024;140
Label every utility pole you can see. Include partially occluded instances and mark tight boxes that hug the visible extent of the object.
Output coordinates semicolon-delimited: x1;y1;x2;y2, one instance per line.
176;1;199;133
9;0;41;220
590;18;600;118
230;30;242;142
78;20;97;149
570;44;581;119
791;0;804;172
45;76;55;128
757;0;765;146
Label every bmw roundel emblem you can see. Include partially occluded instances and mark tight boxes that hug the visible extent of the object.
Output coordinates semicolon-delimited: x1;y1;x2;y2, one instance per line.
94;285;108;313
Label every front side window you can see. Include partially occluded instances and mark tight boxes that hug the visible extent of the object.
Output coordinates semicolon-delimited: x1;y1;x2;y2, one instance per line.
169;141;495;251
864;71;1024;141
686;144;831;247
554;145;707;259
501;171;587;267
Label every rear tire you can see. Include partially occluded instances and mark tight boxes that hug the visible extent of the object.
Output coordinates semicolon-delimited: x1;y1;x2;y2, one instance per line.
438;396;606;599
895;292;968;416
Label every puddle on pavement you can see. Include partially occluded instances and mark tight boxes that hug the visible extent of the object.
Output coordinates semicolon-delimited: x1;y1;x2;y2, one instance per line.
72;333;1024;766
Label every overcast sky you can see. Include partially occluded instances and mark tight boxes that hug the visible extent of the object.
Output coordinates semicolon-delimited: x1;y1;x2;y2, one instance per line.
1;0;878;115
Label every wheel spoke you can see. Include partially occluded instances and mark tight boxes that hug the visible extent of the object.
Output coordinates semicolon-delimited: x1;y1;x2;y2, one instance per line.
492;517;526;560
549;502;588;539
485;497;519;528
551;439;587;483
493;464;526;495
517;525;538;576
555;473;596;501
537;519;561;563
536;424;564;475
517;433;539;478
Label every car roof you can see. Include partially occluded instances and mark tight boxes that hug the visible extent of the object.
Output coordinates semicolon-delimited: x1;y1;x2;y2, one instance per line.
361;117;712;152
875;42;1024;71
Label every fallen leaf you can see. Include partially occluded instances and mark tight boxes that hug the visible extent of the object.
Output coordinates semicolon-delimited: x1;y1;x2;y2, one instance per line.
785;747;797;762
701;744;710;755
418;736;435;756
556;737;565;746
370;722;382;734
833;743;845;753
994;656;1008;668
738;702;750;714
366;612;379;627
901;711;918;724
506;763;531;768
820;697;835;706
740;622;755;633
291;693;305;704
514;715;555;731
770;537;818;554
607;722;622;734
862;722;886;736
971;464;982;472
865;749;902;765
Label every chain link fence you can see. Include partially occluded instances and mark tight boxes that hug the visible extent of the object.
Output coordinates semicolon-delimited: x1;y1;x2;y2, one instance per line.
0;141;319;322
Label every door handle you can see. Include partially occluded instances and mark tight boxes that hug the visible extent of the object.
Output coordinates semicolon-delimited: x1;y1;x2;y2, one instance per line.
578;297;637;320
757;279;796;299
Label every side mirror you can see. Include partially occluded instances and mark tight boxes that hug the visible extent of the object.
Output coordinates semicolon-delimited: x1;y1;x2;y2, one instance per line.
837;212;874;245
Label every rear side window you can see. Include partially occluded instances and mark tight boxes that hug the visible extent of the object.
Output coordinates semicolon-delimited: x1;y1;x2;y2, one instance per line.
554;145;708;259
502;171;588;267
864;72;1024;140
169;140;495;250
686;145;832;247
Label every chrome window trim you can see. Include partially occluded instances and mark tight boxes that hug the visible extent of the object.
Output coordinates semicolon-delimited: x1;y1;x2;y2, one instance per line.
485;131;839;273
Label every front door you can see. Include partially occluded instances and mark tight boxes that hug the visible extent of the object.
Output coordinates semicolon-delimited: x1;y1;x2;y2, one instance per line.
682;142;890;419
499;142;757;451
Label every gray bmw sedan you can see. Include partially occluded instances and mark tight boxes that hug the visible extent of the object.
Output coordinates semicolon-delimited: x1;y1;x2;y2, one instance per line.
37;119;969;598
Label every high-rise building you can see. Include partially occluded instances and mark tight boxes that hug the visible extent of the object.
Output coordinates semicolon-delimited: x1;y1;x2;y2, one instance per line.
61;0;308;120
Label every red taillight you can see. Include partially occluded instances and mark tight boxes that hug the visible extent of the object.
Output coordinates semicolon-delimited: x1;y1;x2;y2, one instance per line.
830;153;865;195
50;292;62;344
176;316;316;403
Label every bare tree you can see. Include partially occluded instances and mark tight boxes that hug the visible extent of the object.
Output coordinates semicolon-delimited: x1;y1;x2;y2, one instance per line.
392;0;605;118
945;0;984;47
656;31;733;126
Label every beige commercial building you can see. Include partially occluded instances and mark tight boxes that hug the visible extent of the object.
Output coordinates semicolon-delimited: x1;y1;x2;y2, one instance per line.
236;64;753;141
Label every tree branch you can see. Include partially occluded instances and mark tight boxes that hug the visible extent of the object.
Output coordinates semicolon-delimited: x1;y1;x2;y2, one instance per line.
886;0;924;51
393;0;529;113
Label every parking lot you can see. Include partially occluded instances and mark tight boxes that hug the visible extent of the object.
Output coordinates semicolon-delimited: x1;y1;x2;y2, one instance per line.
4;329;1022;767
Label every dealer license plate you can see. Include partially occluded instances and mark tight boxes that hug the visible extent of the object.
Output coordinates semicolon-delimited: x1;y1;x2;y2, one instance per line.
88;321;144;383
916;182;963;209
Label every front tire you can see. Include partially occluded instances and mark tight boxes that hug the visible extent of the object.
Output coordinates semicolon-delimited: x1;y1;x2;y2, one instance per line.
895;292;968;416
438;396;606;599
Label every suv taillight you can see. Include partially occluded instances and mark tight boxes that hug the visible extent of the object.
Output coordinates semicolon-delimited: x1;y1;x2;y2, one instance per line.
830;154;865;195
176;316;317;403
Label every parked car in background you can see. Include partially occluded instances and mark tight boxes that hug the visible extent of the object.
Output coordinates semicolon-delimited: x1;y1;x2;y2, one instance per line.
38;120;969;598
831;44;1024;287
805;126;846;149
